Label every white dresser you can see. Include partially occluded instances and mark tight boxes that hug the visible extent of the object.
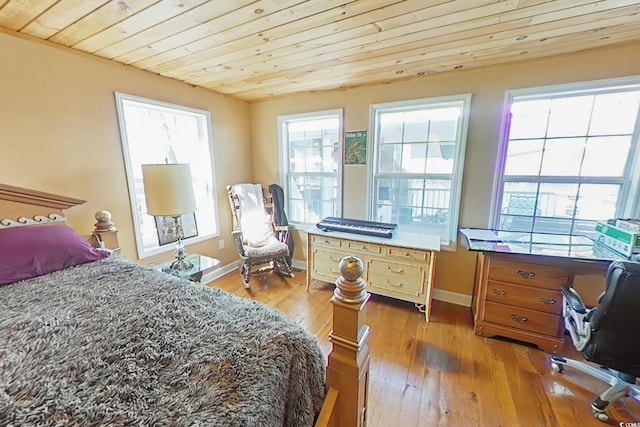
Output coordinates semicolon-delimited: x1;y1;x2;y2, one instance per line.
306;228;440;320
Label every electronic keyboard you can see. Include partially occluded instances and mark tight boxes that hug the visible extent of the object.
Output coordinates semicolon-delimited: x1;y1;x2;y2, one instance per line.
316;217;397;239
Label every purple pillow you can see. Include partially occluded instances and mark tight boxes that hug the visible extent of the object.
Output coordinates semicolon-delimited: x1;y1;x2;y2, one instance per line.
0;224;109;286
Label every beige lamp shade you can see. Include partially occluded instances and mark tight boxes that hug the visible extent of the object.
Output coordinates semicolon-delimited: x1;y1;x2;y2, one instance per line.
142;164;196;216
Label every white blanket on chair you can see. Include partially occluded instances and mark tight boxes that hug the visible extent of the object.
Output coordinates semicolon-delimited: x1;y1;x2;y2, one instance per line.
233;183;274;247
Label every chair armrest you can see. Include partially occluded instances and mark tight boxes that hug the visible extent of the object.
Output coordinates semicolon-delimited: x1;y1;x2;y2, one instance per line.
561;286;592;351
560;286;587;314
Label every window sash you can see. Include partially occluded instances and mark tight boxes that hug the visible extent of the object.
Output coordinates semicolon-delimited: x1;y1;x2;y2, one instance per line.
115;93;218;259
369;95;471;249
492;77;640;235
278;110;343;225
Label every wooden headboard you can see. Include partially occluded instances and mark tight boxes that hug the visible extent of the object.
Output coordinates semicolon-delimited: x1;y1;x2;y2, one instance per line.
0;183;85;227
0;183;119;250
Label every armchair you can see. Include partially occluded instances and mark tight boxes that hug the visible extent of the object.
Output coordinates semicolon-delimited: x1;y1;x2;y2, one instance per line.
550;261;640;422
226;184;293;288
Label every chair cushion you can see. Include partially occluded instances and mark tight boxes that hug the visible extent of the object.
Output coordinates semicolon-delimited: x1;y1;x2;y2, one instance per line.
244;237;289;258
240;212;274;247
232;183;274;247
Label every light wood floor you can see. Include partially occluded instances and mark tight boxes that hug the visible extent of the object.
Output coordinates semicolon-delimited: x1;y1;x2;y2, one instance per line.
208;270;640;427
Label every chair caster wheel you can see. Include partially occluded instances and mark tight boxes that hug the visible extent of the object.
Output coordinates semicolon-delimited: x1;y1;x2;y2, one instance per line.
551;362;564;373
592;410;608;422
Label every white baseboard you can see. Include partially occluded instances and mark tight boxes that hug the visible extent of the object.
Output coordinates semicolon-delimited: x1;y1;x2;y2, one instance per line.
201;262;237;285
291;259;307;272
206;261;472;308
201;261;306;286
432;288;472;307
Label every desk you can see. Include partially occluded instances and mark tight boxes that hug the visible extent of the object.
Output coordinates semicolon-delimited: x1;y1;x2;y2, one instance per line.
459;228;626;353
306;227;440;320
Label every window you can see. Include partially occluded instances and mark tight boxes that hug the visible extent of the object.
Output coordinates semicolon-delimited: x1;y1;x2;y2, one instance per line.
278;110;343;224
115;93;218;259
369;95;471;249
493;77;640;237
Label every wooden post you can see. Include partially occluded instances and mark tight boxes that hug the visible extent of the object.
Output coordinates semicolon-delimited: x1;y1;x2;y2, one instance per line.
325;256;371;427
92;210;120;251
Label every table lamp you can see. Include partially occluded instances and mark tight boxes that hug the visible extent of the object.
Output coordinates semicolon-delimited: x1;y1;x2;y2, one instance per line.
142;163;196;271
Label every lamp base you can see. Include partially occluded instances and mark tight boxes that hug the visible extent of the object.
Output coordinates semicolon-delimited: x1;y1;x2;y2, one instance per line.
169;256;193;271
167;216;193;271
170;238;192;271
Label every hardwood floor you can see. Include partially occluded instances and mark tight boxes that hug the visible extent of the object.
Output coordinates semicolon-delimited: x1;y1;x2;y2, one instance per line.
208;270;640;427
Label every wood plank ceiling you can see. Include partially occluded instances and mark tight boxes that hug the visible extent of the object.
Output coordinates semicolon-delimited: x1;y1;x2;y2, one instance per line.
1;0;640;102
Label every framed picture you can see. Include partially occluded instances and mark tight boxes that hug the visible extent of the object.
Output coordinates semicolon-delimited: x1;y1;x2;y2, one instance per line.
345;130;367;165
155;213;198;246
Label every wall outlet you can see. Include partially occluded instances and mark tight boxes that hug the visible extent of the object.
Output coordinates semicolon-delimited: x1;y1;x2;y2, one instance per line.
218;239;224;250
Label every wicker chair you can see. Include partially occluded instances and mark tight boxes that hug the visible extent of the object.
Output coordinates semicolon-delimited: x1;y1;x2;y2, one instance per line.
226;184;293;288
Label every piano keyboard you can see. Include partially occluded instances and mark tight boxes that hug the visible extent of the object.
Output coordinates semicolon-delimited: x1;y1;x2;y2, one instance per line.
316;217;397;239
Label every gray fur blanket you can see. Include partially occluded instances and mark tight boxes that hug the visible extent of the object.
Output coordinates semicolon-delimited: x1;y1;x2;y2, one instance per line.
0;254;326;426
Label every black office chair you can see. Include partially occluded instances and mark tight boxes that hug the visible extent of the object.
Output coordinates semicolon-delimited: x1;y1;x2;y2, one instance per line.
550;261;640;422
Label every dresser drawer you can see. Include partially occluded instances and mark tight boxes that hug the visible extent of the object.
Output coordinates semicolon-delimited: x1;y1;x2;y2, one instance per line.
366;258;424;296
488;258;569;289
311;234;343;248
387;246;430;262
312;248;350;266
368;274;423;297
483;301;561;336
344;240;383;255
367;258;424;281
311;248;350;281
486;281;562;315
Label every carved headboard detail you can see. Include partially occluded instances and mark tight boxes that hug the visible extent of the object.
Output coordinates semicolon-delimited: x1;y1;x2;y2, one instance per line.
0;183;85;229
0;183;120;251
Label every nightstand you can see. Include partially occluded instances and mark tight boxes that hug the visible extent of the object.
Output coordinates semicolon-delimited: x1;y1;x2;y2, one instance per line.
153;253;221;283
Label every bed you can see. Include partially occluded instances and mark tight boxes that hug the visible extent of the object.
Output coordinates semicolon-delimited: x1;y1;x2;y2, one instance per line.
0;184;370;427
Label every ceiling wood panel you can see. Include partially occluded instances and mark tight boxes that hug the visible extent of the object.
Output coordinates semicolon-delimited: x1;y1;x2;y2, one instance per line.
131;0;346;71
48;0;160;46
2;0;639;101
151;2;395;84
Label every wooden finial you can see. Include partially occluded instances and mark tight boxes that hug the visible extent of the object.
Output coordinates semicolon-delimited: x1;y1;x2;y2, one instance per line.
94;210;116;232
92;211;120;252
334;256;367;304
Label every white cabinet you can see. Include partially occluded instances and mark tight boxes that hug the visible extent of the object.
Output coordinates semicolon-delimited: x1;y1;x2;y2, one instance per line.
306;229;439;320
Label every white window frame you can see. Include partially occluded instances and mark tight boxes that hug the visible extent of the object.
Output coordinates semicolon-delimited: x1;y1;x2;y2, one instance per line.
277;109;344;225
115;92;219;259
368;95;472;250
491;76;640;233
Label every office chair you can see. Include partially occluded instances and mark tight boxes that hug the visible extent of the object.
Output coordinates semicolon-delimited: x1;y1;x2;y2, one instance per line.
550;261;640;422
226;184;293;288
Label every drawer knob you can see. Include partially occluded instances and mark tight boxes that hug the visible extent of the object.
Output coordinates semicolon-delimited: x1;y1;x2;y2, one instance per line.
362;246;368;250
386;265;404;273
539;297;556;305
510;314;528;323
324;240;330;244
385;279;403;287
516;270;536;279
491;288;505;296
